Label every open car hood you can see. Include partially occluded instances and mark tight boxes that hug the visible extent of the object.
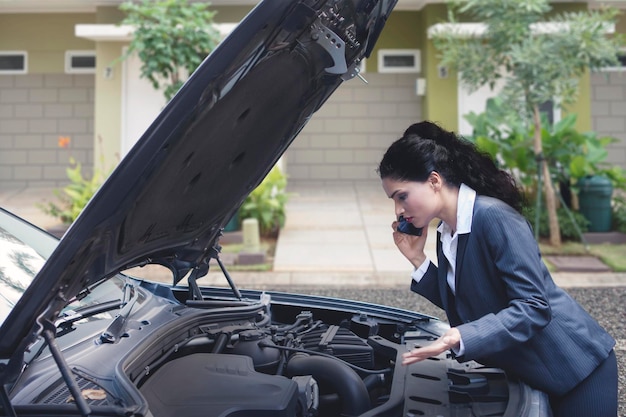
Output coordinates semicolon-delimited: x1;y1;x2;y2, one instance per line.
0;0;397;359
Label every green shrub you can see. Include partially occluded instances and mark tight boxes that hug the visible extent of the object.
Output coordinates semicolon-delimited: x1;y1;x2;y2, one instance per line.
238;166;289;238
612;195;626;234
523;205;589;241
38;158;104;225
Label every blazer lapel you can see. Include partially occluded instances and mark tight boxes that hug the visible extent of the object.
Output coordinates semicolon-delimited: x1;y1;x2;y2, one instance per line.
436;235;451;312
455;233;470;291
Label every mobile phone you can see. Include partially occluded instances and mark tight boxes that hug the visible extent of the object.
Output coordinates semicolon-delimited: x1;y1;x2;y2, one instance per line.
397;215;423;236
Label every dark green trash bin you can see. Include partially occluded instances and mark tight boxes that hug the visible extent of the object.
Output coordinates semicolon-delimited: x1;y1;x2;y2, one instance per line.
577;175;613;232
224;212;239;232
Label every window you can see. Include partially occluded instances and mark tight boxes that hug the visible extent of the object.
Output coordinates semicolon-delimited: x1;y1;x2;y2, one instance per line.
539;100;561;126
377;49;420;73
600;49;626;72
0;52;27;74
358;58;366;74
65;51;96;74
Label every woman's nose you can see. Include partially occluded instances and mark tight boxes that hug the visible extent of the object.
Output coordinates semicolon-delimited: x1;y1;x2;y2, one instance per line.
395;203;404;218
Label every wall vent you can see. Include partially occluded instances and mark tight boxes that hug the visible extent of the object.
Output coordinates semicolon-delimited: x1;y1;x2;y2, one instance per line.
378;49;420;73
65;50;96;74
0;51;27;74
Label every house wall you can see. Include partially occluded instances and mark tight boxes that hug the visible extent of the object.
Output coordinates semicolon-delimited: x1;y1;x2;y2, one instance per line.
0;74;94;189
422;2;594;134
0;13;95;73
0;5;253;190
421;4;458;129
591;72;626;166
0;13;96;189
282;9;426;184
286;73;422;183
1;3;624;191
94;41;124;175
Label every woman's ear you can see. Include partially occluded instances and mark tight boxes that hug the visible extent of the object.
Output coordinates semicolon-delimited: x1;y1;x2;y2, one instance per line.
428;171;442;190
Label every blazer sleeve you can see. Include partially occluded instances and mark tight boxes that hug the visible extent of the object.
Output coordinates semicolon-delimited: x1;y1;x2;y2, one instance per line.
410;261;444;309
456;202;552;360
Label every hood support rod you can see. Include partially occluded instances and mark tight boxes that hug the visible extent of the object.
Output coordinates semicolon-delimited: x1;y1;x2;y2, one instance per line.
0;384;16;417
42;321;91;417
216;256;242;301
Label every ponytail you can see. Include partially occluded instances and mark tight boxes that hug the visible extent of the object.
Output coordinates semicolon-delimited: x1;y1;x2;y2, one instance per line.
378;121;523;213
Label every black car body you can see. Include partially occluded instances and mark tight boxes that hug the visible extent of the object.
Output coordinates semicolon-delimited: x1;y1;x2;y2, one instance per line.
0;0;551;416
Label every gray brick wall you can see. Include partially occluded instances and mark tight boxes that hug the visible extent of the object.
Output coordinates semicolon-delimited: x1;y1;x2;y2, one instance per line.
286;73;422;183
591;72;626;170
0;74;94;190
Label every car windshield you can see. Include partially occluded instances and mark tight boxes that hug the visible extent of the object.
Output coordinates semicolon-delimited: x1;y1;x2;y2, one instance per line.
0;224;47;326
0;209;58;328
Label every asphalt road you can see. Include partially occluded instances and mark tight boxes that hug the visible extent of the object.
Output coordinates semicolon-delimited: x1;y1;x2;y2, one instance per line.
267;285;626;416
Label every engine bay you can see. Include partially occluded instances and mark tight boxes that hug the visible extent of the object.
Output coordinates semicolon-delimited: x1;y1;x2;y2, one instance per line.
14;284;547;417
133;306;408;417
120;289;521;417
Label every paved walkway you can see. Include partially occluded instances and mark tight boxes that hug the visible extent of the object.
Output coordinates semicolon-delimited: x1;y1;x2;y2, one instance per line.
2;183;626;288
269;181;626;288
274;182;437;273
0;186;59;230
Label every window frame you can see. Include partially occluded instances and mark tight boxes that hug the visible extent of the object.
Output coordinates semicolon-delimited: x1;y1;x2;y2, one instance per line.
0;51;28;74
65;50;96;74
599;48;626;72
377;49;420;74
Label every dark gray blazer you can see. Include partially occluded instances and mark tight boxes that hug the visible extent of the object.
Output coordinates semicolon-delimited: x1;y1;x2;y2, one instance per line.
411;195;615;396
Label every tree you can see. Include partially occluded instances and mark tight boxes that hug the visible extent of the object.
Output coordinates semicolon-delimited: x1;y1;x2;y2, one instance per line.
430;0;623;246
119;0;220;101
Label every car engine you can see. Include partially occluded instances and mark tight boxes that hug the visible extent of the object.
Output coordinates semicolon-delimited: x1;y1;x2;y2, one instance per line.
119;290;540;417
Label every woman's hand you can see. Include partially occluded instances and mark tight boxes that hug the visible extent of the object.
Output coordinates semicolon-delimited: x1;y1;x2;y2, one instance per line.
391;220;428;268
401;328;461;365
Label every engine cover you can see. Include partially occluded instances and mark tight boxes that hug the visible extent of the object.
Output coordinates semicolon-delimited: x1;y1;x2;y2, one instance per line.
139;353;298;417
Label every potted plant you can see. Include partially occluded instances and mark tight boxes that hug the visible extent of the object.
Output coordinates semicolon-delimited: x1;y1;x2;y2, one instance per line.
238;165;289;238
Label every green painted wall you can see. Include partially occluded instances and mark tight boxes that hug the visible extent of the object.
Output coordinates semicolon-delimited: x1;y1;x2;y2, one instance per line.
95;6;125;23
88;4;254;168
373;10;421;50
409;2;599;132
94;42;125;173
212;6;254;22
421;4;458;130
0;13;95;73
372;6;460;130
551;3;591;132
0;1;618;169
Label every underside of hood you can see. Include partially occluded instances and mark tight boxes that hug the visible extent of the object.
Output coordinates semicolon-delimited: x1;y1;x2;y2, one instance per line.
0;0;397;361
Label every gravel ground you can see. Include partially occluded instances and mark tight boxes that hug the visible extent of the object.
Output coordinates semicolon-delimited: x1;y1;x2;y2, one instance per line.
266;285;626;416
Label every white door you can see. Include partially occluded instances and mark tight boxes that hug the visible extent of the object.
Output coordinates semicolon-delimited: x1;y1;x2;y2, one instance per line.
120;50;167;157
457;75;505;136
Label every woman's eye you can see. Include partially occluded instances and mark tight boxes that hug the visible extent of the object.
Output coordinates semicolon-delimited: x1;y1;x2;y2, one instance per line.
398;193;407;202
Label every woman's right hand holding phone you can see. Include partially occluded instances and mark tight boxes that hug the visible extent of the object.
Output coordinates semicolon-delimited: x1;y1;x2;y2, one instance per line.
392;217;428;269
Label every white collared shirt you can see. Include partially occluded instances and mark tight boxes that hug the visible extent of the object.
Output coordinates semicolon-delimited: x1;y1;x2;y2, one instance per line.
437;183;476;294
410;183;476;288
410;184;476;356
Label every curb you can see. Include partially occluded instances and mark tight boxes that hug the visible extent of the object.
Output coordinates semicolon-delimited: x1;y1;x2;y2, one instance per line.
195;270;626;289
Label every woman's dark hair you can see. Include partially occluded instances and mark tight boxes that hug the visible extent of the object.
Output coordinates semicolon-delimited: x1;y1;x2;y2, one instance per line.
377;121;523;213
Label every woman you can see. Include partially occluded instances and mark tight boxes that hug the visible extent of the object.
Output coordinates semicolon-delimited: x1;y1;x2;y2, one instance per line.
378;121;617;417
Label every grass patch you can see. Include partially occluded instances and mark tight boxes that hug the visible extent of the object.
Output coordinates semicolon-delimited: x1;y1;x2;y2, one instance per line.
219;237;277;272
539;241;626;272
219;232;626;273
589;244;626;272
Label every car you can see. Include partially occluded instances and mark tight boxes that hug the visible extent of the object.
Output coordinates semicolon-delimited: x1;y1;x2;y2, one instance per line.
0;0;552;416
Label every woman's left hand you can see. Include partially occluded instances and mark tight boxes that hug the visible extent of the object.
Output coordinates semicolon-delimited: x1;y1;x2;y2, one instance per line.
402;328;461;365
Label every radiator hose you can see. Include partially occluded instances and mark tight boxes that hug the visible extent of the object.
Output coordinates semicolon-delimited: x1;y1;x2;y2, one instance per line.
285;353;371;416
